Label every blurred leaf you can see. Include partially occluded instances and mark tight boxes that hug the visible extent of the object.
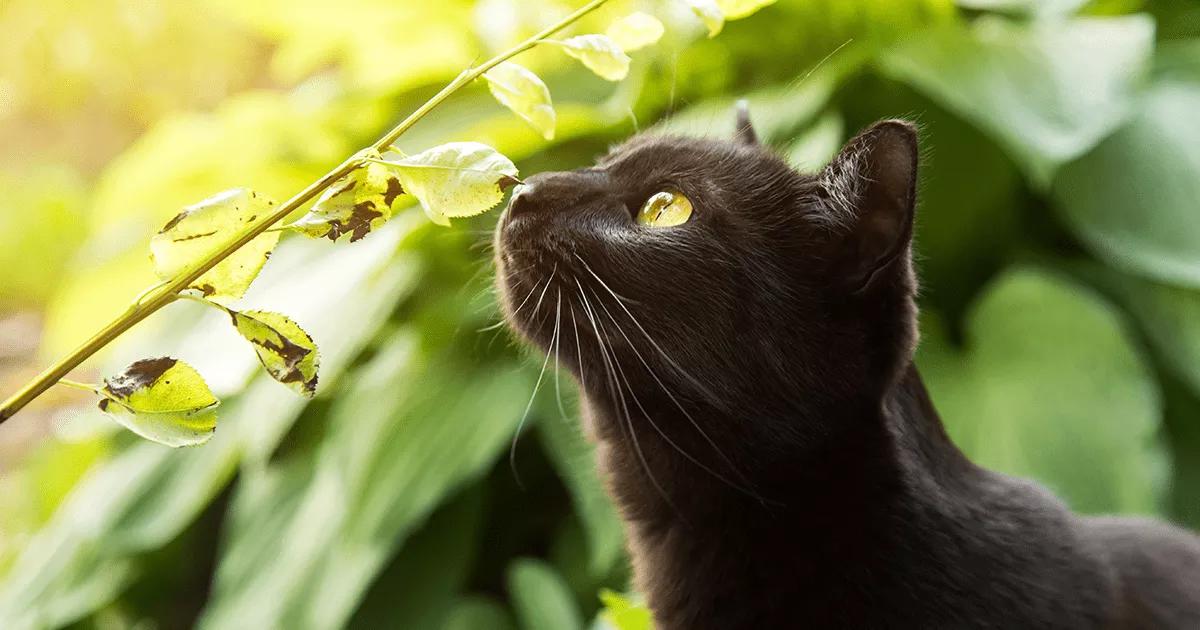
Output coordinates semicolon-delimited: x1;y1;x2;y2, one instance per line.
717;0;778;20
537;409;625;578
150;188;279;302
548;35;632;81
880;15;1154;186
598;590;652;630
384;142;519;226
290;158;405;242
956;0;1089;16
97;357;219;448
0;166;87;309
484;62;557;140
442;596;516;630
917;268;1164;514
1053;81;1200;288
605;13;665;52
684;0;725;37
783;111;844;171
1098;270;1200;399
348;489;485;629
507;558;584;630
230;309;320;398
198;335;533;629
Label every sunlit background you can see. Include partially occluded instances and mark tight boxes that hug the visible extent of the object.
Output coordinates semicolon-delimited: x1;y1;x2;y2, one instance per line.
2;0;1200;627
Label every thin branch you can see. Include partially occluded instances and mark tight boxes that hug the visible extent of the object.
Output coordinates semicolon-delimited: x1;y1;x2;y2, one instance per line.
0;0;611;422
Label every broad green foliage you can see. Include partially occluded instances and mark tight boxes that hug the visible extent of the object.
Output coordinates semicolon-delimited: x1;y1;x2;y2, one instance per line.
1054;82;1200;288
383;142;520;226
917;270;1164;514
549;35;633;81
880;15;1154;186
484;62;558;140
606;12;666;52
97;358;219;448
5;1;1200;629
508;559;585;630
229;309;320;397
150;188;280;302
290;156;405;242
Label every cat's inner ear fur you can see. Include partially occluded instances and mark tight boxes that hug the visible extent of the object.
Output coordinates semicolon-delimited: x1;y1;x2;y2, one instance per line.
734;99;758;145
819;120;919;293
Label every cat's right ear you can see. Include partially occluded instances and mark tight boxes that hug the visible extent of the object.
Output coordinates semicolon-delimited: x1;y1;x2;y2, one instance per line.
734;99;758;145
819;120;918;293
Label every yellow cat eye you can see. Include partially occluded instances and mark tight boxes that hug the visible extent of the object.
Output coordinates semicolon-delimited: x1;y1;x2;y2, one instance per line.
636;188;693;227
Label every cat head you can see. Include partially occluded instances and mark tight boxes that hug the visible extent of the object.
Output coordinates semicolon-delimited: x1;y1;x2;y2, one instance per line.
494;106;919;459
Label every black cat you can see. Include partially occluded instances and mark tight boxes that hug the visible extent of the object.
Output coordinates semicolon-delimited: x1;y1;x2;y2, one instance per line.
494;106;1200;629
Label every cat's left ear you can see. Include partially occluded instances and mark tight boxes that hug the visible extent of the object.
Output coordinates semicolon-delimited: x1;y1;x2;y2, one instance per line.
820;120;918;293
734;99;758;145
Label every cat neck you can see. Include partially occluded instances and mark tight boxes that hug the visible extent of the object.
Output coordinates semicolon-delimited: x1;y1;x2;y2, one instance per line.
586;362;983;626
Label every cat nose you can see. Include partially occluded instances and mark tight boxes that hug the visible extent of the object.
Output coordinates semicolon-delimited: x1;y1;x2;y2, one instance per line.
506;170;606;220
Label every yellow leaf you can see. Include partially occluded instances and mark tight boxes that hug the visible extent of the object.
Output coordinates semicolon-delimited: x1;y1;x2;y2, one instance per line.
230;309;320;397
150;188;280;303
289;154;404;242
549;35;632;81
383;142;519;226
716;0;777;20
605;12;665;52
98;357;219;447
484;62;557;140
684;0;725;37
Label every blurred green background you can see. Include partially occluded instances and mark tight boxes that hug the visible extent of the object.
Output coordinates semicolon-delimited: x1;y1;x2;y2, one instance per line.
1;0;1199;628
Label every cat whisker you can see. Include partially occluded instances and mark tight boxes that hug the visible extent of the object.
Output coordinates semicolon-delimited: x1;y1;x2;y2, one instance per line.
585;283;769;505
479;274;543;333
509;271;560;489
577;278;683;521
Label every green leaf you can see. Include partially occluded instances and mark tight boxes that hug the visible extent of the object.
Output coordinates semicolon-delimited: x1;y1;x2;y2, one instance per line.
548;35;632;81
97;357;219;447
684;0;725;37
1053;81;1200;288
598;590;653;630
230;309;320;397
150;188;280;302
289;156;405;242
879;16;1154;187
507;559;584;630
442;597;515;630
956;0;1088;16
537;411;625;577
605;12;665;52
717;0;777;20
916;269;1165;514
383;142;519;226
484;62;557;140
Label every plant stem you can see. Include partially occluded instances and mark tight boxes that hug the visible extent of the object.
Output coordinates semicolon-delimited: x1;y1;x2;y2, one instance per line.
0;0;611;423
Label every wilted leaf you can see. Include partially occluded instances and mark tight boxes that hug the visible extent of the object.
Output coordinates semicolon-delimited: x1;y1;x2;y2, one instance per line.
383;142;518;226
97;357;219;447
599;590;653;630
605;12;665;52
684;0;725;37
289;156;405;242
548;35;632;81
717;0;777;20
150;188;280;303
484;62;556;140
230;309;319;397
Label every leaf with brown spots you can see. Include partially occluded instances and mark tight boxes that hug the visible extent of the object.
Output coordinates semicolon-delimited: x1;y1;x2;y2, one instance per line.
382;142;519;226
97;357;219;447
289;153;406;243
229;309;320;397
150;188;280;303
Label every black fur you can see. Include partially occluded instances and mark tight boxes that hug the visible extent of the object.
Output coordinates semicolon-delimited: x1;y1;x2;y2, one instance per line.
494;113;1200;629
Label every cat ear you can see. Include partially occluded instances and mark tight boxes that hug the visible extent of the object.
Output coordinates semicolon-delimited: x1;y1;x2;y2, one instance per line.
820;120;919;292
734;99;758;145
